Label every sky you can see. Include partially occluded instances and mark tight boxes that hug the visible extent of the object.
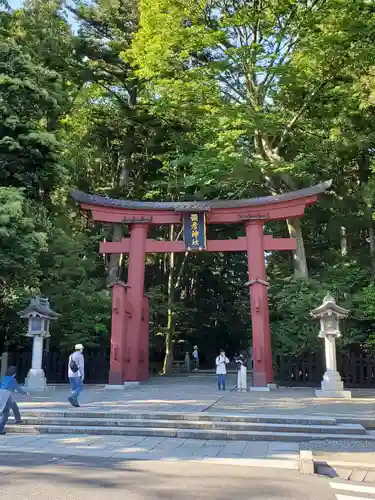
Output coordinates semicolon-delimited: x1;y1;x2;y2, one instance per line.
7;0;78;31
9;0;23;7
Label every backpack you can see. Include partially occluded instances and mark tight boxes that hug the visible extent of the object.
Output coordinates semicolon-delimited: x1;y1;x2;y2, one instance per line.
69;355;79;373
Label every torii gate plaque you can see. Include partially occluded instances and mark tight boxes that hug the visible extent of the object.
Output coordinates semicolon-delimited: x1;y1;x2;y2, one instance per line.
72;181;331;389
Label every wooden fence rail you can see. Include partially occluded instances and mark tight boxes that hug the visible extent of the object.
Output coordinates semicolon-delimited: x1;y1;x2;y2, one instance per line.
4;350;375;387
275;353;375;387
7;350;110;384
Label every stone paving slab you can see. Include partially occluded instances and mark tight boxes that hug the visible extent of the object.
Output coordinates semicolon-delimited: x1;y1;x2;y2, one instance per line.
12;377;375;421
0;433;299;466
6;376;375;475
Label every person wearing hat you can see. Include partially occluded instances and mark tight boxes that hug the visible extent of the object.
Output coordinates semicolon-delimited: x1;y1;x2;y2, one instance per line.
68;344;85;407
0;365;30;434
192;345;199;371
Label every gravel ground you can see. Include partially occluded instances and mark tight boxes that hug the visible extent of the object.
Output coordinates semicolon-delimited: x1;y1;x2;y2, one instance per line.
300;440;375;452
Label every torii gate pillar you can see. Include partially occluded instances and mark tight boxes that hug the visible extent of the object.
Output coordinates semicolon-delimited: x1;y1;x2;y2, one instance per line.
72;181;331;389
245;221;274;388
127;223;148;381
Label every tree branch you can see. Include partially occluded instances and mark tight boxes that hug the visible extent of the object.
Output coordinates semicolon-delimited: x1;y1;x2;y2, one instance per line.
273;78;331;155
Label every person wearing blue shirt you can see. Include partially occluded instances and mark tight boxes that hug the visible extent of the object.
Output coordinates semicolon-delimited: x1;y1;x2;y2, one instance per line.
0;366;30;434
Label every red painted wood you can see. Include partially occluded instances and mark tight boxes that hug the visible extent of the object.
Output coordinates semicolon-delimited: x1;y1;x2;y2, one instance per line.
84;205;182;224
245;222;274;387
264;235;296;251
108;282;127;385
100;235;296;254
139;296;150;381
78;187;326;387
125;224;148;382
85;196;317;225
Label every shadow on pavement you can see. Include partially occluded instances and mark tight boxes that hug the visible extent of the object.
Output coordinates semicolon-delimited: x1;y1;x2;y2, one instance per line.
0;451;327;499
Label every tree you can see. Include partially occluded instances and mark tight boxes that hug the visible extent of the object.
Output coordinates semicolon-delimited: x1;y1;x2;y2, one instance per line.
132;0;375;278
0;187;47;349
0;36;66;205
40;225;111;349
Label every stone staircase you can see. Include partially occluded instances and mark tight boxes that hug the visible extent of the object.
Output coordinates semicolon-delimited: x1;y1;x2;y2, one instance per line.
6;411;373;442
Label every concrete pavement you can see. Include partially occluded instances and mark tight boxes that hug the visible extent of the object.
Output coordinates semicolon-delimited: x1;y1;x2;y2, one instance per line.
13;376;375;421
0;434;300;467
0;451;340;500
5;376;375;478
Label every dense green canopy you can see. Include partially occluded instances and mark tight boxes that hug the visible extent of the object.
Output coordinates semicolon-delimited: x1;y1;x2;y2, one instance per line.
2;0;375;371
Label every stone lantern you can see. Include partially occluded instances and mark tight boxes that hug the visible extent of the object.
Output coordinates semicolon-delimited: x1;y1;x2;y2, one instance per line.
19;297;59;391
311;293;351;399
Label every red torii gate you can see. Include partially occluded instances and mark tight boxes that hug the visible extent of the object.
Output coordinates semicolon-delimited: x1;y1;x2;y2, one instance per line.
72;181;330;388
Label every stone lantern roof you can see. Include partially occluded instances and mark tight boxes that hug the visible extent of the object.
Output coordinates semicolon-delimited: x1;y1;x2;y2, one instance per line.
19;297;59;320
311;293;349;319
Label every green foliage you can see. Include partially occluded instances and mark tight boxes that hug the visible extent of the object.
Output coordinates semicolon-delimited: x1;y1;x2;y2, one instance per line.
0;37;66;203
41;227;111;350
0;187;47;348
3;0;375;369
269;279;324;356
350;285;375;355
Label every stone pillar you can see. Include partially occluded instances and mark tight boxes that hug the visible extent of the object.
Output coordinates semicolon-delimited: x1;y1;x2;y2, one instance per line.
312;293;351;399
25;335;46;391
324;335;337;372
126;223;148;382
245;221;274;389
108;282;127;386
316;334;351;398
31;335;43;369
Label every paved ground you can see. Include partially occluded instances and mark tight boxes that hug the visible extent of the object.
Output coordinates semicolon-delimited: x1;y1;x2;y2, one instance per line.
0;452;346;500
5;376;375;473
0;434;300;464
13;376;375;419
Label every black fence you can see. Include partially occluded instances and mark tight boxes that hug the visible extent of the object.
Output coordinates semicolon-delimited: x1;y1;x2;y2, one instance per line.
8;350;110;384
6;350;375;388
275;353;375;388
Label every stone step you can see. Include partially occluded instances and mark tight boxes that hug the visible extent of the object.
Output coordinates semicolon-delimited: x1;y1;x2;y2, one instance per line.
20;411;337;426
13;417;366;435
4;424;375;442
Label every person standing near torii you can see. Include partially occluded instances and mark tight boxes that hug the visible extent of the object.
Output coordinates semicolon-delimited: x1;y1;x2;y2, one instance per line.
192;345;199;371
235;351;248;392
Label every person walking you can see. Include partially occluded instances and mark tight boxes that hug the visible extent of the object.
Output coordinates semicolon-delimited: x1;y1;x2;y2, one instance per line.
192;345;199;371
236;352;247;392
0;366;30;434
215;349;229;390
68;343;85;408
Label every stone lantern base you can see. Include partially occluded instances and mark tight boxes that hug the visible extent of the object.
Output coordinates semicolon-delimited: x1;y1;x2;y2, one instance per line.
25;368;47;392
315;370;352;399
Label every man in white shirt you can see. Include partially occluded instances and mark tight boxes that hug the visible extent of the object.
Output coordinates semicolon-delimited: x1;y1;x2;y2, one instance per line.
68;343;85;407
215;349;229;391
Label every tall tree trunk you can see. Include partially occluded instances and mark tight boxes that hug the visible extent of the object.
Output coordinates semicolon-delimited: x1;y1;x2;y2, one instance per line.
162;225;175;374
366;206;375;281
280;173;309;279
108;225;123;284
340;226;348;257
107;85;137;284
161;227;189;375
286;218;308;279
255;133;309;279
107;161;128;284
